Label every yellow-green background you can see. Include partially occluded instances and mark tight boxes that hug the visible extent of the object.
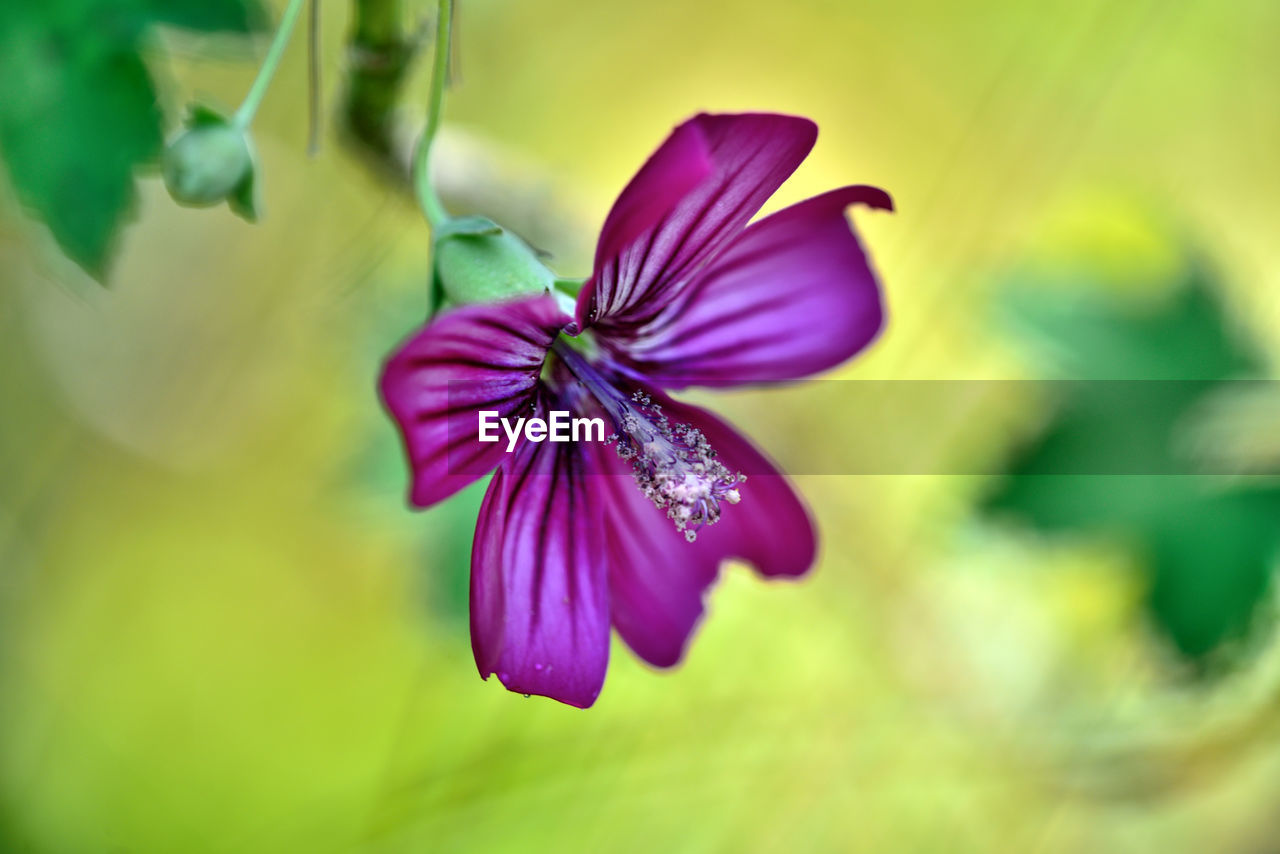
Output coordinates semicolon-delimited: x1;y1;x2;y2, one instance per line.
3;0;1280;851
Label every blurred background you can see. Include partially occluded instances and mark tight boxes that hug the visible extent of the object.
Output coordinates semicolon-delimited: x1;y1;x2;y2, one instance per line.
3;0;1280;851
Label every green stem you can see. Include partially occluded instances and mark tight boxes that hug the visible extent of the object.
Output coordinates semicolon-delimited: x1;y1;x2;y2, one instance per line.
343;0;416;176
307;0;321;154
413;0;453;226
234;0;310;129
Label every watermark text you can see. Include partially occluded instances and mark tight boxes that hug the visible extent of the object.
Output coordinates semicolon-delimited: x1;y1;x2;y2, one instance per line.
478;410;607;452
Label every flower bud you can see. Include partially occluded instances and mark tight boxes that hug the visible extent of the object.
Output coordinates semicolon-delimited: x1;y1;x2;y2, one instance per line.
162;105;258;221
433;216;555;305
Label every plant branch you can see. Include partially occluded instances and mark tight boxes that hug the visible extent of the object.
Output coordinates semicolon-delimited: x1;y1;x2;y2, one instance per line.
341;0;420;181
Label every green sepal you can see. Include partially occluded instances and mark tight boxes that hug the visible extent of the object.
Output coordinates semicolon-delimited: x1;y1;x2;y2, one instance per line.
425;269;447;318
434;215;504;240
188;102;231;128
432;216;555;306
227;168;259;222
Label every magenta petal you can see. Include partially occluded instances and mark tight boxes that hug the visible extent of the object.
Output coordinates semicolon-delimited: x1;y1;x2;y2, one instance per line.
590;120;714;288
679;395;817;579
596;386;816;668
589;444;720;668
471;431;610;708
613;185;892;388
379;295;566;508
578;113;817;334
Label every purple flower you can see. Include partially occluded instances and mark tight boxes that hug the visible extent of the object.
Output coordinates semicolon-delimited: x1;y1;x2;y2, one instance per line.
381;113;890;707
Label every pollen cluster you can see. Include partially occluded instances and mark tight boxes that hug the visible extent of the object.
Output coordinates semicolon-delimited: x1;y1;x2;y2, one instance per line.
608;391;744;542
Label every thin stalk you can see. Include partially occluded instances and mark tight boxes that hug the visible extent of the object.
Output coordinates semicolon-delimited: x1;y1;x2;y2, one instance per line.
234;0;310;129
412;0;453;226
307;0;321;154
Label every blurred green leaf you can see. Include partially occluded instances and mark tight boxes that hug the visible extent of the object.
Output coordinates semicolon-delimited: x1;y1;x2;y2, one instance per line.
0;0;262;281
1000;268;1254;382
987;266;1280;660
146;0;267;34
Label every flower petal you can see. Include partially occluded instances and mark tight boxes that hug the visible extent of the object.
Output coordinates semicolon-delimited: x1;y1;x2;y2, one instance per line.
577;113;817;335
379;295;566;508
593;386;816;667
610;185;892;388
591;120;714;289
471;424;610;708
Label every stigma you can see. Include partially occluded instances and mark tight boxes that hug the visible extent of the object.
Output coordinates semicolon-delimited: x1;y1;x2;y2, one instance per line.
608;390;744;542
550;341;745;541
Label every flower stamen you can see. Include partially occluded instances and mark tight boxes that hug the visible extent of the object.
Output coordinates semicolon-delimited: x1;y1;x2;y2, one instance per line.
551;342;744;541
607;390;743;541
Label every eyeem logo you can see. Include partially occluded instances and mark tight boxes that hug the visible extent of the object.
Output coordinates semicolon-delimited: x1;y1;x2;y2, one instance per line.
479;410;607;453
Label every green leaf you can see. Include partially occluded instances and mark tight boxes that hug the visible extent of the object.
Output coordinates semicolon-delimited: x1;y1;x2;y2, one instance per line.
1146;489;1280;659
0;0;261;281
986;265;1280;660
999;266;1253;382
146;0;266;34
